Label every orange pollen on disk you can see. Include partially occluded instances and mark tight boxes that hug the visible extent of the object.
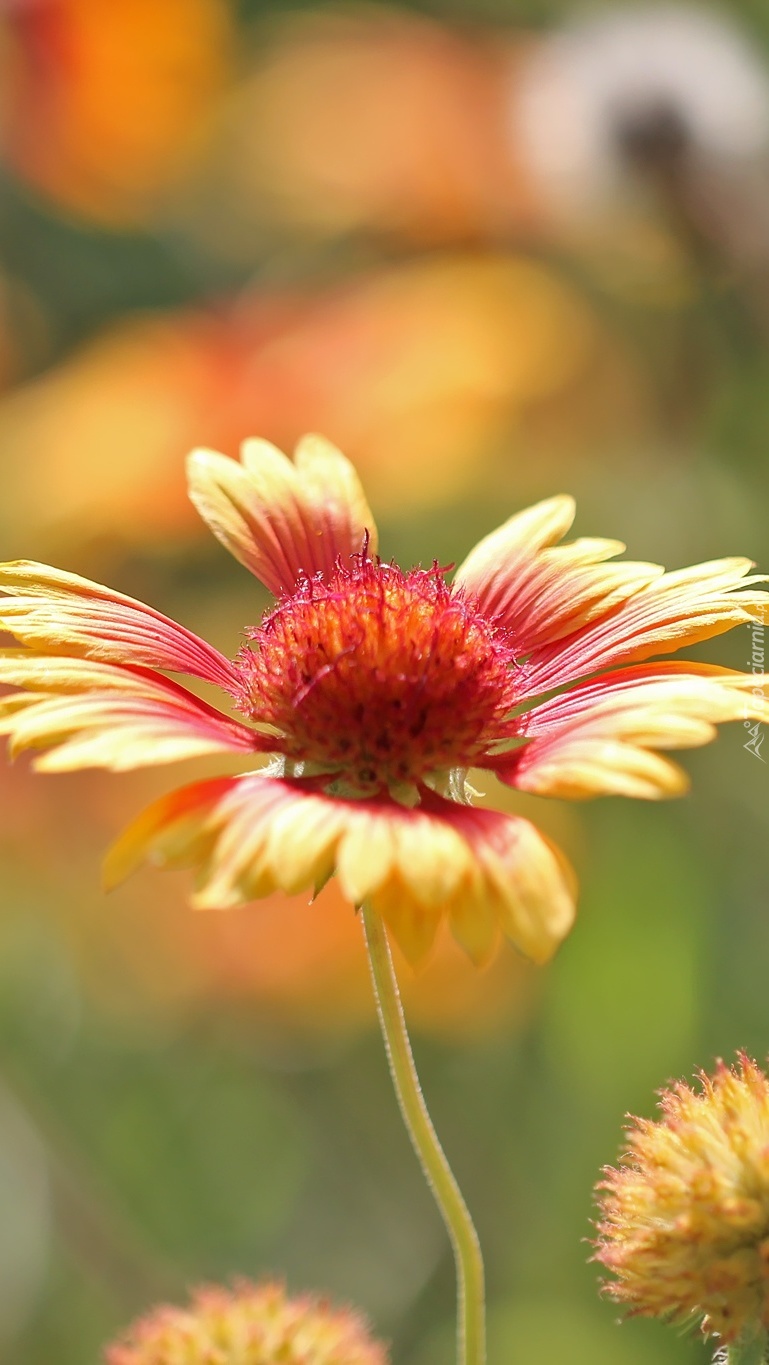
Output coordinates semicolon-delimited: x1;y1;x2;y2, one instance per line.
233;553;519;793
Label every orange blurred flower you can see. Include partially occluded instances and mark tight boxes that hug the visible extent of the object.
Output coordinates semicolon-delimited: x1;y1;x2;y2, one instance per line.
3;0;233;224
0;256;643;561
217;257;637;515
0;312;225;560
202;6;538;251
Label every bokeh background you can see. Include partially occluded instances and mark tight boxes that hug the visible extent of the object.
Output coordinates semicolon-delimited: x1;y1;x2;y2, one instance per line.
0;1;768;1361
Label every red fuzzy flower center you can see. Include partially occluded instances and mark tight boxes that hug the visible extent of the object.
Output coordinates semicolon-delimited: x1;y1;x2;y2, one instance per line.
233;554;518;795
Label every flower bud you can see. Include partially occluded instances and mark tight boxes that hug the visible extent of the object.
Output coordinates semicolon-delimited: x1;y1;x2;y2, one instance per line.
594;1054;769;1345
104;1279;388;1365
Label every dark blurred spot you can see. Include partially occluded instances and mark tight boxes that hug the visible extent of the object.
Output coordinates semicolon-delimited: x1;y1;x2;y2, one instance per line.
614;98;690;174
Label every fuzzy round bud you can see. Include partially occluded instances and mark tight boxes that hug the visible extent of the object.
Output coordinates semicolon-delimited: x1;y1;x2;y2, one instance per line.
594;1054;769;1345
104;1279;388;1365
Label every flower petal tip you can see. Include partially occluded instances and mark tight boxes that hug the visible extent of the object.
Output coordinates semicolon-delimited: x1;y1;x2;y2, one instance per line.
186;434;378;593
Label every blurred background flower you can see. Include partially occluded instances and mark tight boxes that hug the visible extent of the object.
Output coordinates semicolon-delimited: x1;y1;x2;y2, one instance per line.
104;1279;389;1365
0;3;768;1363
2;0;233;228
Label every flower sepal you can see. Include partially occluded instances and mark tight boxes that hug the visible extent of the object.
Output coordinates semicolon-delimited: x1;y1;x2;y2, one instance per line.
713;1328;769;1364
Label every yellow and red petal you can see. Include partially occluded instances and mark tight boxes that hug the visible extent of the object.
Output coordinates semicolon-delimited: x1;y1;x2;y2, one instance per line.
497;663;769;800
0;654;260;771
454;495;661;653
104;776;576;966
103;777;237;881
422;794;577;966
186;434;378;595
0;561;237;689
522;558;768;695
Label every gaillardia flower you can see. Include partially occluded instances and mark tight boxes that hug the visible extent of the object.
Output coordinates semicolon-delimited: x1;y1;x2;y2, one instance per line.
0;436;766;966
105;1279;387;1364
594;1055;769;1346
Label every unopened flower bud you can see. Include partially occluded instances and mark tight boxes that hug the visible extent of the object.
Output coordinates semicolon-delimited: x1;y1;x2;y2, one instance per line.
104;1279;388;1365
594;1054;769;1346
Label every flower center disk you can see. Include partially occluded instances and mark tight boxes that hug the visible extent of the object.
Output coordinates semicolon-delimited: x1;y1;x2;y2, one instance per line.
235;554;518;795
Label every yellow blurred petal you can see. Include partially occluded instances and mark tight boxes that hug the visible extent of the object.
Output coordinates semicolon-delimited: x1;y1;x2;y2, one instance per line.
336;816;398;905
103;779;232;889
486;823;577;965
264;796;345;895
369;879;442;968
391;814;472;908
447;874;500;967
516;741;691;801
188;784;279;908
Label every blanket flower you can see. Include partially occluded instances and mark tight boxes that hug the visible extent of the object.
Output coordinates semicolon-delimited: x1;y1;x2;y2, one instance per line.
0;435;766;966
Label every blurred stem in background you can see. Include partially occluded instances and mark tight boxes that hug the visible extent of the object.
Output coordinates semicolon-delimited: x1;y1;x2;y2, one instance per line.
0;1062;179;1309
361;904;486;1365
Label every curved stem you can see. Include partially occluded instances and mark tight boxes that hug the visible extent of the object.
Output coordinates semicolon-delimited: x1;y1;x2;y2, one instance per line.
360;904;486;1365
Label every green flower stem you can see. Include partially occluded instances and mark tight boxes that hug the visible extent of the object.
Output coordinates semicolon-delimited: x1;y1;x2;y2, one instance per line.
720;1337;769;1365
361;903;486;1365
